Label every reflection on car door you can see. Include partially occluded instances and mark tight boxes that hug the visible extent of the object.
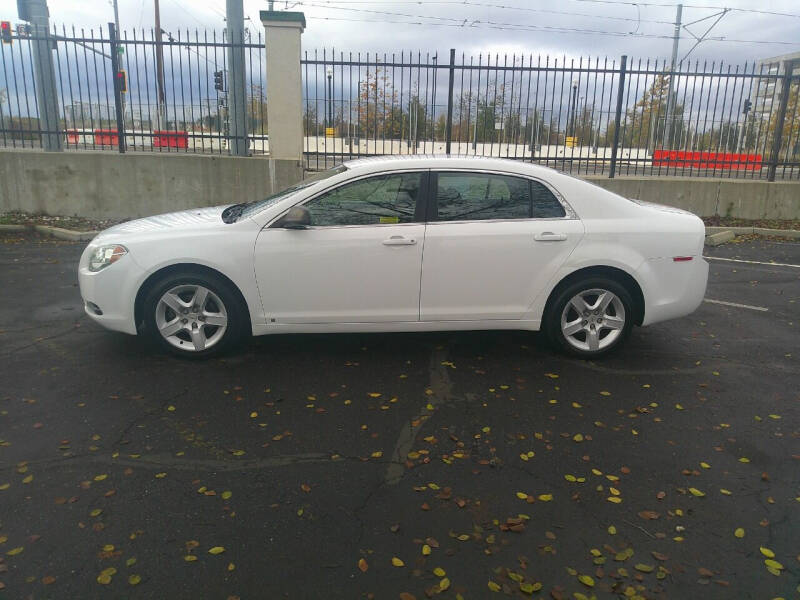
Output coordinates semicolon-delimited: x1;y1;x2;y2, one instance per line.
254;171;428;324
419;171;584;321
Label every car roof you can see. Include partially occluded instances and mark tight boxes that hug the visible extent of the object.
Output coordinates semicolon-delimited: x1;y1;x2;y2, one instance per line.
341;154;559;179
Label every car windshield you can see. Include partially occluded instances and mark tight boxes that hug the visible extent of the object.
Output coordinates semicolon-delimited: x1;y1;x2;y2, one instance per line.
232;165;348;221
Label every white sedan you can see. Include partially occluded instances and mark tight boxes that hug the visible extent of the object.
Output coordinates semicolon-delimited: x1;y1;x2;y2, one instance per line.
78;156;708;359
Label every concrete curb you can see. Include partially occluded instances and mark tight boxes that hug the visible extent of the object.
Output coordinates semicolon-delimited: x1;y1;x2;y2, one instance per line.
0;224;28;232
705;230;736;246
34;225;98;241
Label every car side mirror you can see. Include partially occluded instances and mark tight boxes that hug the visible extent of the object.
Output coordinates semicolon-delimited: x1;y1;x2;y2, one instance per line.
277;206;311;229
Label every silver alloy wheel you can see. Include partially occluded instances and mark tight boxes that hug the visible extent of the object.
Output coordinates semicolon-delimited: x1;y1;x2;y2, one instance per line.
155;284;228;352
560;288;626;353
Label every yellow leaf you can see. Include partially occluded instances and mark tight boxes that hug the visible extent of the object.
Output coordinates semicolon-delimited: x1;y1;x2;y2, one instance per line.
128;574;141;585
734;528;744;538
7;546;24;556
578;574;595;587
608;525;617;535
22;475;33;484
97;573;112;585
222;490;232;500
439;577;450;591
371;451;383;458
391;557;405;567
760;547;775;558
208;546;225;555
457;534;470;541
675;403;684;410
90;508;102;517
167;405;176;411
0;483;9;490
600;391;611;396
607;496;622;504
232;450;245;456
764;559;783;570
538;494;553;502
688;487;705;497
573;434;584;442
227;562;235;571
516;491;529;500
635;563;655;573
488;581;501;592
720;488;732;495
609;487;621;496
565;474;577;482
422;544;431;556
433;567;446;577
739;457;750;463
250;412;258;418
126;557;137;567
700;462;710;469
357;558;368;572
184;555;197;562
103;544;115;552
155;472;166;479
94;474;108;481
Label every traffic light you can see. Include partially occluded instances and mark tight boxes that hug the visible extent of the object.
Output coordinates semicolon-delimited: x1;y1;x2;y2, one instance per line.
116;70;127;93
742;99;752;115
214;70;224;92
1;21;12;44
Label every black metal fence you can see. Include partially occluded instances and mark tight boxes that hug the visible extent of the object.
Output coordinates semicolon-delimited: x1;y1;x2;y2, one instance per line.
1;26;798;180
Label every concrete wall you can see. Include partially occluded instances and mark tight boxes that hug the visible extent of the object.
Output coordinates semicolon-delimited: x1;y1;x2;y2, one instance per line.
0;149;797;220
0;150;304;220
585;176;800;219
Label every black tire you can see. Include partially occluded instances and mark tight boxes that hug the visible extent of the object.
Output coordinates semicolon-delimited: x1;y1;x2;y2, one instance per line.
544;276;635;359
141;271;248;359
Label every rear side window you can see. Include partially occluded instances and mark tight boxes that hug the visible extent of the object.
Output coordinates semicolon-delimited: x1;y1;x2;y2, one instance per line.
434;173;531;221
433;173;566;221
532;181;566;218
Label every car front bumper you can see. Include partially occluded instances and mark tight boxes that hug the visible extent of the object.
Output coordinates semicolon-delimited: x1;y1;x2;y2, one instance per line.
78;246;143;335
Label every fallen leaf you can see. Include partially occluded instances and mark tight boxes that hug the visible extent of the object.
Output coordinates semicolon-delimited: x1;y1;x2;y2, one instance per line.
760;547;775;558
391;557;405;567
357;558;368;572
208;546;226;555
128;574;141;585
578;574;595;587
688;487;706;497
734;528;744;538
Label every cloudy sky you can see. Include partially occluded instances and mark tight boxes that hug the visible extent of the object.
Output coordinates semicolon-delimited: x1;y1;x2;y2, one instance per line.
42;0;800;65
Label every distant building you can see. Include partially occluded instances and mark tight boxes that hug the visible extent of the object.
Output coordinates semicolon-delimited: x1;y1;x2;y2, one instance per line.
753;51;800;116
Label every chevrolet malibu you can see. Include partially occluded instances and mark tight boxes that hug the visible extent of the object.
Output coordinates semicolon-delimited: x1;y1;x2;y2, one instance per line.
78;156;708;359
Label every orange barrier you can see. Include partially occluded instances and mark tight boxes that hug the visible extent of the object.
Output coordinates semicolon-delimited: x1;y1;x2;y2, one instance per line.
94;129;119;146
653;150;762;170
153;130;189;148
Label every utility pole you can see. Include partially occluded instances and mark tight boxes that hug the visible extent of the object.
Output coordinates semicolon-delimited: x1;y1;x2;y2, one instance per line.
663;3;682;149
154;0;166;129
226;0;248;155
17;0;62;151
112;0;126;125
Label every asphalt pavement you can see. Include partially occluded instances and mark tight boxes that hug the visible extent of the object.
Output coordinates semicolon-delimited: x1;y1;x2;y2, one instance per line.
0;231;798;599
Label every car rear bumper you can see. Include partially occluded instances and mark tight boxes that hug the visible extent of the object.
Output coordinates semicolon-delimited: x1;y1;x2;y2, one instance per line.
639;256;709;326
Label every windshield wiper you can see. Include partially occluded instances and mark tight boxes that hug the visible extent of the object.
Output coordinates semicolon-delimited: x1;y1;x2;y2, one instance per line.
222;203;248;223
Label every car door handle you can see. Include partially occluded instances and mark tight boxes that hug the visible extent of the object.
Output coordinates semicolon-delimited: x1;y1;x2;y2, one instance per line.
534;232;567;242
382;236;417;246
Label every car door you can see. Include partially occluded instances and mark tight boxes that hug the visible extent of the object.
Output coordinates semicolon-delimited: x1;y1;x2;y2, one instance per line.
254;171;427;324
419;170;584;321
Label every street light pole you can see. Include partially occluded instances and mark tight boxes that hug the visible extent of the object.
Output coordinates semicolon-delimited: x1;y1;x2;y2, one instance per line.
569;79;578;138
326;66;333;129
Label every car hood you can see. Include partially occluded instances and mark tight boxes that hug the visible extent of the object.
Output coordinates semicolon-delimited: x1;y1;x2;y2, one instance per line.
94;205;229;241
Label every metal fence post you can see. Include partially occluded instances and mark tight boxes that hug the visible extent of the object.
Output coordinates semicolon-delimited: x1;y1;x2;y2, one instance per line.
108;22;126;153
767;60;795;182
609;55;627;179
445;48;456;155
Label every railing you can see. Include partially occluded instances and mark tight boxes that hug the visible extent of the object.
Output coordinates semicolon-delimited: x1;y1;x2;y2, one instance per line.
1;26;798;180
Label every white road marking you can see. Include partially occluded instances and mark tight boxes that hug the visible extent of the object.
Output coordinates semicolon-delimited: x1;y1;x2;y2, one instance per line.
703;298;769;312
704;256;800;269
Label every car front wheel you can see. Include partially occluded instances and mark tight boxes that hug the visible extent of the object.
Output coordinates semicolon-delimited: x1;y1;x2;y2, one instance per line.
142;272;246;358
545;278;634;358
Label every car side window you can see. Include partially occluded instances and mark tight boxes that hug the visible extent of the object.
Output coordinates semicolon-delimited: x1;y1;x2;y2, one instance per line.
532;181;566;218
434;173;531;221
303;172;422;226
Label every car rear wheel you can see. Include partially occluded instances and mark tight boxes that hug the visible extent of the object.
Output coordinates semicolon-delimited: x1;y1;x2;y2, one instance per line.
142;272;246;358
545;277;634;359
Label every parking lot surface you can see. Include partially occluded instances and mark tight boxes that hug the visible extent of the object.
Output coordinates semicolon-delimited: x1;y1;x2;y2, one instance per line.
1;231;798;599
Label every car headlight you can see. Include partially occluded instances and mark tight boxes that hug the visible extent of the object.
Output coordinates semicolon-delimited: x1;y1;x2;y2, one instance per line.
88;244;128;272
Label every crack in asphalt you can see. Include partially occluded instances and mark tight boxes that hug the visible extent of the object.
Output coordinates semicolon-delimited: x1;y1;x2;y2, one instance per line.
384;342;454;486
